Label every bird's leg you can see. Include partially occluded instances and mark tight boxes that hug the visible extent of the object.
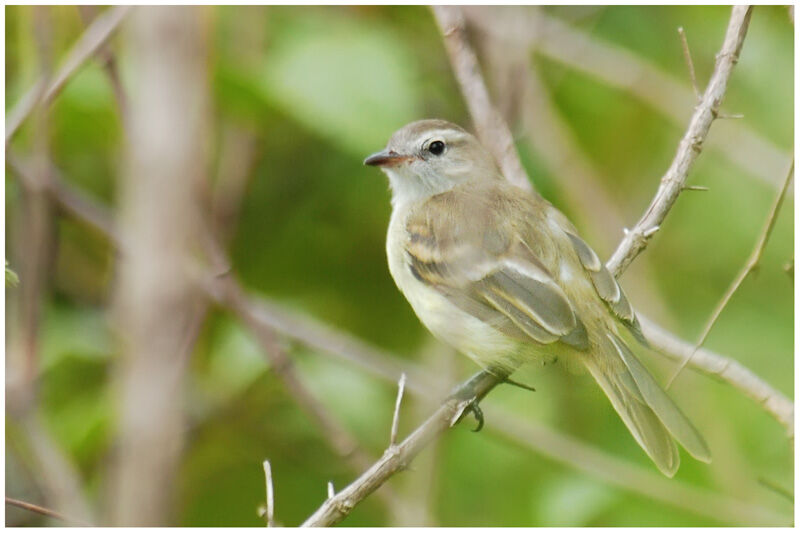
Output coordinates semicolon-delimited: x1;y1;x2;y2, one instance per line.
447;366;522;432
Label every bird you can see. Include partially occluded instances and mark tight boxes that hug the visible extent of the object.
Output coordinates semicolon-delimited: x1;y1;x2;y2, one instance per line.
364;118;710;477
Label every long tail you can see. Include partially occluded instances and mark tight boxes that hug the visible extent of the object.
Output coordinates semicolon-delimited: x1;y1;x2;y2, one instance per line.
584;332;711;477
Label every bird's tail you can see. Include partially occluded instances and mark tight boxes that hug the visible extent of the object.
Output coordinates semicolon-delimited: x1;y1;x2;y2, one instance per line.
584;332;711;477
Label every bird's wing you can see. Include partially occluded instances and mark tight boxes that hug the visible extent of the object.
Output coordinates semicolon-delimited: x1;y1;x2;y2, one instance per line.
404;183;589;350
548;209;648;346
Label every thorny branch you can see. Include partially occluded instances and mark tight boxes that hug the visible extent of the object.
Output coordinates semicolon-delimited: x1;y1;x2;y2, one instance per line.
605;5;754;275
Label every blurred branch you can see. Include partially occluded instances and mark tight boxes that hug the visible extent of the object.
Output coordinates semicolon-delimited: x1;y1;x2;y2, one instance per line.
109;7;209;525
202;264;401;510
6;496;91;527
5;5;131;144
463;7;790;191
666;161;794;388
431;5;531;192
76;6;129;127
606;6;753;275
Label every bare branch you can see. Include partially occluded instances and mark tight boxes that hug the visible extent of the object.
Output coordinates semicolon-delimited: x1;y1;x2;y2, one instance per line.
463;7;789;191
6;496;91;527
431;5;531;192
327;481;335;499
678;27;701;101
390;373;407;447
606;6;753;276
639;316;793;434
6;6;131;144
301;371;501;527
263;460;275;527
666;161;793;387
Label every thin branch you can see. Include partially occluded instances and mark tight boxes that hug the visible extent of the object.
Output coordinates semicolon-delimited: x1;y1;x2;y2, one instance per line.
6;5;131;144
327;481;336;500
301;371;500;527
389;373;407;447
606;6;753;276
6;496;91;527
431;5;531;192
463;7;789;191
263;460;275;527
678;27;701;101
639;316;793;434
666;161;794;388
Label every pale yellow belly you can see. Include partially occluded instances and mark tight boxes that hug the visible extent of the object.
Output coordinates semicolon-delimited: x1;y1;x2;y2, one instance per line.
386;207;522;370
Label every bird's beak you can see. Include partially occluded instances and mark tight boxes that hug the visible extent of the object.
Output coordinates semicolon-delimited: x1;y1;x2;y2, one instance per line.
363;149;410;167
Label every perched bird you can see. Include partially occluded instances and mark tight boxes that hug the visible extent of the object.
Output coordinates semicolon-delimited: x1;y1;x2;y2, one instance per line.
365;119;710;476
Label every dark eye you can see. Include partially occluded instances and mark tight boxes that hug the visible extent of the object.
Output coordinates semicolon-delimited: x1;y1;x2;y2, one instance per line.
428;140;445;156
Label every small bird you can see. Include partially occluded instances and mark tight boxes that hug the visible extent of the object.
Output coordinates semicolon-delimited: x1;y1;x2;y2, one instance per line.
365;119;710;476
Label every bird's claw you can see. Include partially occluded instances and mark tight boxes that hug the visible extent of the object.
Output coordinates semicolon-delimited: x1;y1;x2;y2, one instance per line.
466;400;484;432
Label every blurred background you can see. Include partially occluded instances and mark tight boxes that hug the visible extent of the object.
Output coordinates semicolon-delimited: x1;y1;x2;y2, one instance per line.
4;5;793;526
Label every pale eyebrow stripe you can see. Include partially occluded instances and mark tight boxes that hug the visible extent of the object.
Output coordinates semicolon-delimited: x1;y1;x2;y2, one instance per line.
416;129;470;146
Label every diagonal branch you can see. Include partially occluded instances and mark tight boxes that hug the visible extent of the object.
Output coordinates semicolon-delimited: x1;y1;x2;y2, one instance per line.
6;496;92;527
432;5;531;192
604;5;754;275
666;161;794;388
6;5;131;145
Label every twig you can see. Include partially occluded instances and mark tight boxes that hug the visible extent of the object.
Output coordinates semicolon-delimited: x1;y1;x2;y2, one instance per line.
678;27;701;101
639;316;793;434
6;496;91;526
463;7;788;191
301;371;500;527
327;481;335;500
665;161;794;388
389;373;407;447
431;5;531;192
6;5;131;144
263;460;275;527
606;6;753;276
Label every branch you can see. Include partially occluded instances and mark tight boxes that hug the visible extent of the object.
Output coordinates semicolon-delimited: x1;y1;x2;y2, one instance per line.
301;371;500;527
432;5;531;192
606;6;753;276
5;6;131;144
640;316;793;434
6;496;91;527
463;7;788;191
666;161;794;387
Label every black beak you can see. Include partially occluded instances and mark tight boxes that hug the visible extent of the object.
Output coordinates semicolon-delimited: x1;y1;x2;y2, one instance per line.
363;149;410;167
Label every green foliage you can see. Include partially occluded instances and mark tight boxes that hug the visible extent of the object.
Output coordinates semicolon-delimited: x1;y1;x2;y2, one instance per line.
4;5;793;526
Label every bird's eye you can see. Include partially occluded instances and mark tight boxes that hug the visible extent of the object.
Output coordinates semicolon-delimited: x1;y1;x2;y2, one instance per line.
428;140;445;156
